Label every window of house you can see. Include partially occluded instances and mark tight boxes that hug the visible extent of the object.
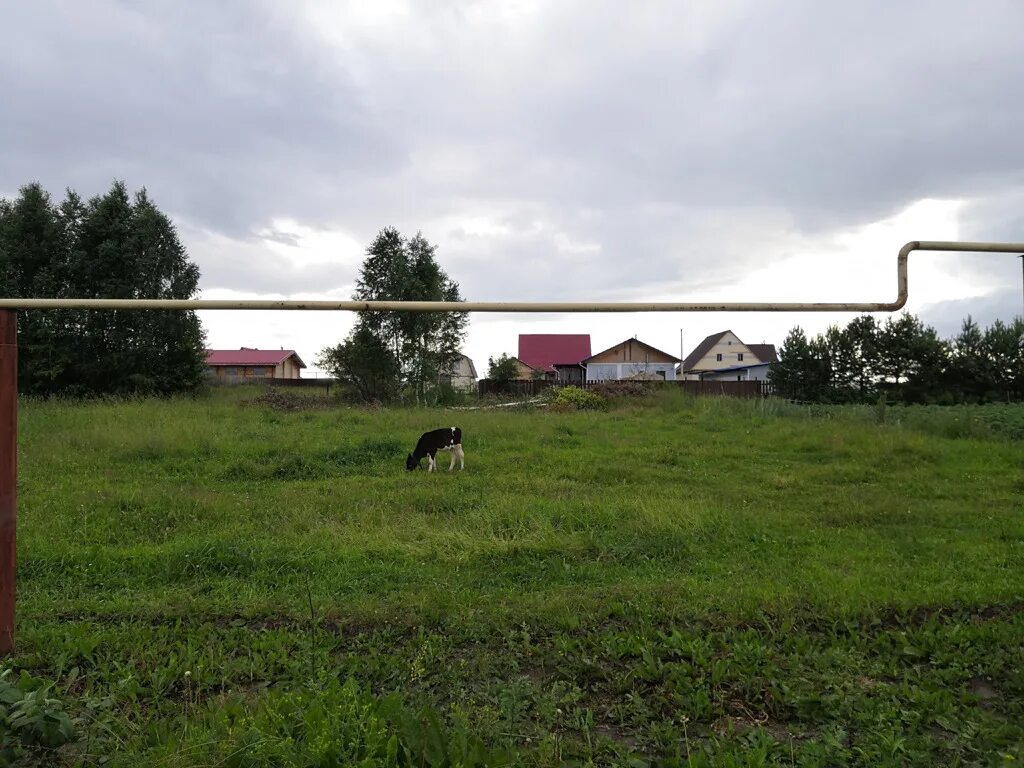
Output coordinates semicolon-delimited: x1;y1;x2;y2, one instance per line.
716;353;722;361
738;353;744;361
225;367;237;376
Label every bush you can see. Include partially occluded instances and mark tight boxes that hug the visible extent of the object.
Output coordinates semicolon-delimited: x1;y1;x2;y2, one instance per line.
552;386;606;411
588;380;652;399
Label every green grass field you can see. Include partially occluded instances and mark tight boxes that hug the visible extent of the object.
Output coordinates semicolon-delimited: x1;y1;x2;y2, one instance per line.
4;387;1023;766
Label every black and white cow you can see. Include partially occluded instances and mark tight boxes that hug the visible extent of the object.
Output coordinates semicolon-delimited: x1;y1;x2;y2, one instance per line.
406;427;464;472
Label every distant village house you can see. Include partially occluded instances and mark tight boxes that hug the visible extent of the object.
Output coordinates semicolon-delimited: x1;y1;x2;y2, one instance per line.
678;331;778;381
583;338;681;381
517;334;592;383
443;353;478;392
205;348;306;383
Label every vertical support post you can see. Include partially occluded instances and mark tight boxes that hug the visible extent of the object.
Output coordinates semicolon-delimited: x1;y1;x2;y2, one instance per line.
0;310;15;655
679;329;684;381
1019;255;1023;317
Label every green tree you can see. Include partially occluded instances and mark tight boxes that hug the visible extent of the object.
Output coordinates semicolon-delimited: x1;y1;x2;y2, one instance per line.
0;181;206;396
343;228;468;403
875;313;948;402
0;183;70;393
317;325;400;402
770;326;830;402
843;315;880;401
948;316;986;401
981;318;1024;401
487;353;519;391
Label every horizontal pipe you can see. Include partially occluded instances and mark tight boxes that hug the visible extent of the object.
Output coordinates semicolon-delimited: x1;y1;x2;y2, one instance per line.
0;241;1021;313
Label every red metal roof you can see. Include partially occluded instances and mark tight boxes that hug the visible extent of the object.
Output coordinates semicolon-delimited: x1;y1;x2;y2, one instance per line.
517;334;591;373
205;348;306;368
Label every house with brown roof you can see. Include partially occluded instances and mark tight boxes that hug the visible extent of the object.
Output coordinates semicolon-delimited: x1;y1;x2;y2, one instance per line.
205;348;306;383
583;338;681;382
678;331;777;381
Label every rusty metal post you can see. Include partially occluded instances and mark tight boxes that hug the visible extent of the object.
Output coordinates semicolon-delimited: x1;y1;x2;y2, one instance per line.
0;311;15;655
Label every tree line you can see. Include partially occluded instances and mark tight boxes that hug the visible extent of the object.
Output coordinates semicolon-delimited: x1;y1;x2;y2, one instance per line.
0;182;206;396
770;313;1024;404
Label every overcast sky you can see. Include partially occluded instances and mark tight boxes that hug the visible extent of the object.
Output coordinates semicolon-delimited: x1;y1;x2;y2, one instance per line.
3;0;1023;375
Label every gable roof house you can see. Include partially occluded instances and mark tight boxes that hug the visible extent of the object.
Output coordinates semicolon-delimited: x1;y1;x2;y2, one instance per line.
678;331;778;381
443;354;478;392
583;338;681;382
518;334;592;382
205;348;306;383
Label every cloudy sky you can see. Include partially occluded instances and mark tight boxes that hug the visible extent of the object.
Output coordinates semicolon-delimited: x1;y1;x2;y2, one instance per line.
3;0;1024;375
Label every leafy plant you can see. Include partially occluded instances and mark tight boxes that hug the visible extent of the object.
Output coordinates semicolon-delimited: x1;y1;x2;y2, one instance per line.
0;671;76;764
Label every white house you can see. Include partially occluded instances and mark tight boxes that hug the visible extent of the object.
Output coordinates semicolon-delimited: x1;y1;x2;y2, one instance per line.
444;354;478;391
678;331;777;380
583;338;680;382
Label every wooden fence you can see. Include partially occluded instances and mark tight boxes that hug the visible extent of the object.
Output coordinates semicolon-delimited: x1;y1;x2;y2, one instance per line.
479;378;771;398
262;377;335;392
478;379;555;397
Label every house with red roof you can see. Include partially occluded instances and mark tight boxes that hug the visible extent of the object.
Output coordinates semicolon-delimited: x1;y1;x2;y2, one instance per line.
517;334;592;383
205;347;306;383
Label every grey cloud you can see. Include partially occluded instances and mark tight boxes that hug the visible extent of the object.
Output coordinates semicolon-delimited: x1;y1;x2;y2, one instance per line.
0;1;404;235
2;0;1024;313
919;288;1023;337
183;229;355;296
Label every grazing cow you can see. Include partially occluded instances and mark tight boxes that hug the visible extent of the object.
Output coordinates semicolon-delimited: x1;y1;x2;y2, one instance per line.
406;427;464;472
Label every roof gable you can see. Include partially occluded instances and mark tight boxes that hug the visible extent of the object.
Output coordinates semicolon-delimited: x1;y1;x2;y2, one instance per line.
583;338;680;364
681;331;783;371
450;353;477;379
518;334;592;373
681;331;729;372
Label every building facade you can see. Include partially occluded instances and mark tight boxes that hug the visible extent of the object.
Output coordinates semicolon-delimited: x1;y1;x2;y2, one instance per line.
205;348;306;383
583;338;680;382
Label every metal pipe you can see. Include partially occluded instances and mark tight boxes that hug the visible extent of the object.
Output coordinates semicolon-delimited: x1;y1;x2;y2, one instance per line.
0;311;15;655
0;241;1022;313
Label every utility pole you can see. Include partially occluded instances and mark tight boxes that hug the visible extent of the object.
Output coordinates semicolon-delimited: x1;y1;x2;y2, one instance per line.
0;311;15;655
679;328;684;381
1019;255;1023;318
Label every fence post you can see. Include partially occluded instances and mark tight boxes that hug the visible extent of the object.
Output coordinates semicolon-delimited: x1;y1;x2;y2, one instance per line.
0;311;16;655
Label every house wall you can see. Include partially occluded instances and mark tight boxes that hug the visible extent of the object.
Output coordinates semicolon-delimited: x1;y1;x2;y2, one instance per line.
689;332;757;372
448;357;477;391
209;365;276;383
514;359;541;380
275;357;302;379
554;365;585;384
702;363;772;382
208;355;302;383
586;362;677;381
